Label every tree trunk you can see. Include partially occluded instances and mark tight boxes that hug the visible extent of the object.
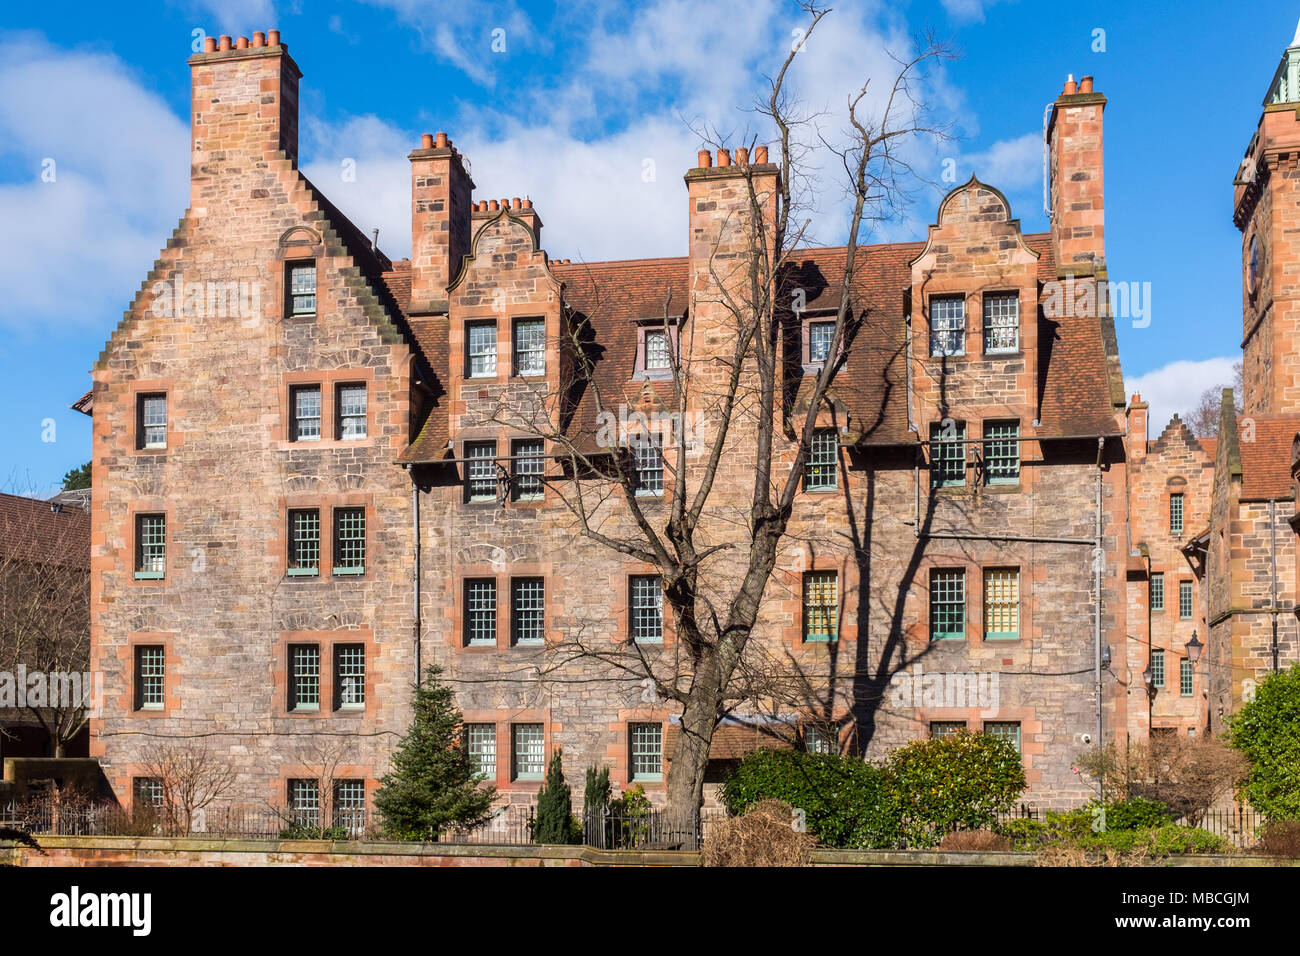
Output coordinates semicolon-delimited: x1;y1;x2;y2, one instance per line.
665;654;724;847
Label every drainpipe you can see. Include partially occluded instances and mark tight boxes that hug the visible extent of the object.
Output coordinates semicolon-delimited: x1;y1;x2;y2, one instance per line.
1094;437;1104;801
1271;498;1279;673
405;464;422;685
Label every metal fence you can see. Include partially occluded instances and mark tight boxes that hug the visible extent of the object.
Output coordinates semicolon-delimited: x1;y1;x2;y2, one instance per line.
1193;807;1263;849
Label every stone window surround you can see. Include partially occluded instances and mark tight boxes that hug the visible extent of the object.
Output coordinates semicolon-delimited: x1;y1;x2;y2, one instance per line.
799;310;846;371
612;708;671;790
124;501;176;588
452;308;561;388
917;280;1035;362
272;767;375;815
275;369;376;447
273;629;376;719
913;708;1043;786
452;564;554;651
781;557;855;651
128;379;182;456
916;558;1031;645
457;711;553;790
273;493;376;582
511;315;548;378
278;243;324;322
632;317;681;381
115;632;180;718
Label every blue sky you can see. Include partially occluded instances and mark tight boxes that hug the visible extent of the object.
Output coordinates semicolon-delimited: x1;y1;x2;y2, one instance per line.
0;0;1293;495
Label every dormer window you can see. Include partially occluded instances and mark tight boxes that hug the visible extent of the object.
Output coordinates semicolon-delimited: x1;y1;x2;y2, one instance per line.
645;329;670;371
634;320;679;379
982;293;1019;354
288;262;316;316
808;320;835;363
513;318;546;377
467;321;498;378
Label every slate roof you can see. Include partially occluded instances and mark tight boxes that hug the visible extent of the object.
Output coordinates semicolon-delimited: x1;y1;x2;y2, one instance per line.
0;492;90;569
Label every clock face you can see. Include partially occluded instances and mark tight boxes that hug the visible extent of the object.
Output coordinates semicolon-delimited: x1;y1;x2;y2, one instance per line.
1248;235;1260;296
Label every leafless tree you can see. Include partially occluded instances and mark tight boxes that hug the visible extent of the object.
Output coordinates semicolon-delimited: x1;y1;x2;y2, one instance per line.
139;740;237;835
0;497;90;757
1186;361;1243;438
487;4;952;836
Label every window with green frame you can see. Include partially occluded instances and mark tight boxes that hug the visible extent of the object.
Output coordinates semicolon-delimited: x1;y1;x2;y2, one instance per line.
929;421;966;487
1180;658;1194;697
930;569;965;640
287;508;320;576
1150;572;1164;611
930;721;965;738
984;721;1021;755
134;514;166;580
1179;580;1193;620
983;568;1019;639
512;724;545;781
333;507;365;575
802;571;838;642
805;429;838;490
982;420;1019;484
1151;648;1165;689
629;722;663;781
1170;493;1184;535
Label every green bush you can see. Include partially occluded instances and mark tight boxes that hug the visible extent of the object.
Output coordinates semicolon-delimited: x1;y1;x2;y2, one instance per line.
884;731;1026;848
278;823;350;840
994;817;1051;850
1143;825;1228;856
1094;796;1174;831
719;748;900;849
1228;664;1300;820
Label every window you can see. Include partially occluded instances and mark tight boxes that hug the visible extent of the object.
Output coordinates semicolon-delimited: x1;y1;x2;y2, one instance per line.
135;514;166;580
984;568;1019;640
1180;659;1194;697
135;646;165;711
1151;648;1165;689
984;721;1021;755
930;721;966;738
1150;573;1165;611
288;262;316;316
288;509;320;577
512;724;545;781
336;384;367;440
513;318;546;376
644;328;671;372
929;295;965;356
133;777;164;810
632;433;664;496
288;779;320;828
289;644;320;711
467;321;497;377
808;320;836;363
805;429;838;491
333;780;365;834
803;570;838;642
630;575;663;643
1179;581;1193;620
1170;493;1184;536
629;723;663;781
803;726;834;755
290;385;322;441
511;439;545;500
982;293;1019;353
333;508;366;575
929;421;966;487
511;577;545;645
466;442;498;501
983;421;1020;485
137;393;167;449
930;569;965;640
465;579;497;646
466;724;497;780
335;644;365;709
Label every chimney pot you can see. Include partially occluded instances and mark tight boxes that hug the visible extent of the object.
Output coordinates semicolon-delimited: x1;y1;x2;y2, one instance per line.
435;131;448;148
218;35;232;51
1063;73;1077;95
252;31;266;47
203;37;217;53
512;197;521;209
717;148;731;167
697;149;712;168
522;198;533;209
1079;75;1094;93
268;29;281;46
735;146;749;164
421;133;434;149
755;145;769;164
236;36;249;49
489;199;499;211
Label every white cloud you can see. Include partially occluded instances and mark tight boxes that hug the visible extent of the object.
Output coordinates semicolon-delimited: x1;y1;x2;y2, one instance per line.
0;34;189;331
960;132;1042;192
186;0;277;35
940;0;1014;23
1127;357;1240;436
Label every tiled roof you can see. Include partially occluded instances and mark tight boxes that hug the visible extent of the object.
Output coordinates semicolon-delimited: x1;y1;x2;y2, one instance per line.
1239;414;1300;500
0;492;90;569
391;234;1122;460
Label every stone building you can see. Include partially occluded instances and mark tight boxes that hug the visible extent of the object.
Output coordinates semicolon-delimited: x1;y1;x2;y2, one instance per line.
87;30;1146;820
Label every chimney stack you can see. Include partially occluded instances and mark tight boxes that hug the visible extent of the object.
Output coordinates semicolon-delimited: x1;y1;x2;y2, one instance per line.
189;28;300;206
409;131;475;315
1047;73;1106;274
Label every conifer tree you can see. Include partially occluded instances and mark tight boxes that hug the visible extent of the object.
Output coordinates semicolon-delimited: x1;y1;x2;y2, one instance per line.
374;665;496;840
535;748;574;844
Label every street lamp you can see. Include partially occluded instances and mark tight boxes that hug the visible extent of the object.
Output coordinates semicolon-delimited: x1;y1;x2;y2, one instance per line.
1185;631;1202;663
